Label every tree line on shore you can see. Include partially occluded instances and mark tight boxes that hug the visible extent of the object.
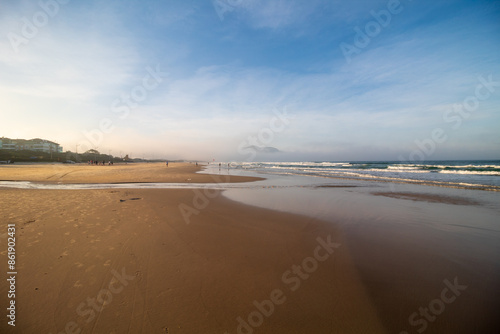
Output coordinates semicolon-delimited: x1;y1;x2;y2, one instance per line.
0;149;126;163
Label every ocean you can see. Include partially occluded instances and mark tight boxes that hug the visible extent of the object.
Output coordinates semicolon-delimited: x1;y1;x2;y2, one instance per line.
226;160;500;191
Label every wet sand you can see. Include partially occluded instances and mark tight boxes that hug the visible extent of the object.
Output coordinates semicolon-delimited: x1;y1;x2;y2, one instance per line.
372;191;481;205
220;173;500;334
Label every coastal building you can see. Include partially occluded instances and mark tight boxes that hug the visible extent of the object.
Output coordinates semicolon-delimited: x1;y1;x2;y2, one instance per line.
0;137;63;153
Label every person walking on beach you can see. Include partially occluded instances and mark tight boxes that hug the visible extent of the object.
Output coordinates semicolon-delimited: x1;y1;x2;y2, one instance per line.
166;161;168;167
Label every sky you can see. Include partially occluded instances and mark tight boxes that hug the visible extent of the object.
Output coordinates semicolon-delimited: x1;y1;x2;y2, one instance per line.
0;0;499;162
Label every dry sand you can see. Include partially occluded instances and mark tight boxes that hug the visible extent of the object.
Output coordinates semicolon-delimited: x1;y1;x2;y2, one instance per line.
0;164;384;333
0;162;260;184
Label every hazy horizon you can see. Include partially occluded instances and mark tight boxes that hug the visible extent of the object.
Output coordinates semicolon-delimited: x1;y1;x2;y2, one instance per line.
1;0;499;162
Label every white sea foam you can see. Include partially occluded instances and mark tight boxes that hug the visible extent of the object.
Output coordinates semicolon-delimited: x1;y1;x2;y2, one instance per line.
226;161;500;189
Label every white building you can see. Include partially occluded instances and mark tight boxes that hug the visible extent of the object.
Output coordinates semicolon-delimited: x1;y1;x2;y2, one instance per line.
0;137;63;153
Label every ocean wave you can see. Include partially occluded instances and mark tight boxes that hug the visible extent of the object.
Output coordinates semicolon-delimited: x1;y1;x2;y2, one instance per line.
438;170;500;176
225;161;500;188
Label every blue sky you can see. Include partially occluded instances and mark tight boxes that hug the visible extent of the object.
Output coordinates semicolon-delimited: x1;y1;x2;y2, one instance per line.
1;0;499;161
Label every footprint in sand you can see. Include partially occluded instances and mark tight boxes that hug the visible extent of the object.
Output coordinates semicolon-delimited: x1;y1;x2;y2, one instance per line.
103;260;112;267
70;239;76;244
73;280;83;288
75;262;84;268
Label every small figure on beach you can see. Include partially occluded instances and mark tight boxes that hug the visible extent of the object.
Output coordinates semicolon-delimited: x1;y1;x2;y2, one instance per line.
166;161;169;167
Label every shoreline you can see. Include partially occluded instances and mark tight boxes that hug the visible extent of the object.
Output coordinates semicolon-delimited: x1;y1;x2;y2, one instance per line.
254;170;500;192
0;162;264;184
1;162;498;192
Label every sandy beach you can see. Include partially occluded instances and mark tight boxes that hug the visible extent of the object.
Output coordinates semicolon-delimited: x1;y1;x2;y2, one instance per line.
0;162;261;184
1;163;499;333
0;163;383;334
